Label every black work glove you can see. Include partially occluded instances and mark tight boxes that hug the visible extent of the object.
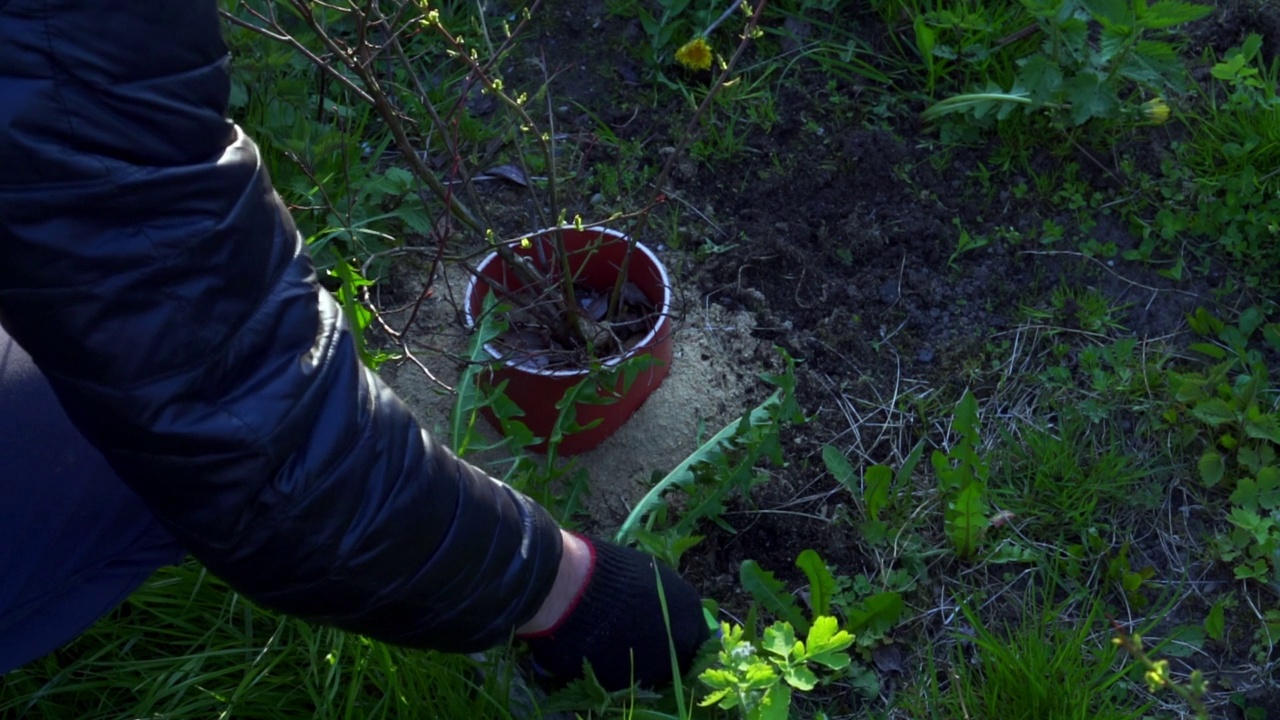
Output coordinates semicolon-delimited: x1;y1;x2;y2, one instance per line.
519;535;710;691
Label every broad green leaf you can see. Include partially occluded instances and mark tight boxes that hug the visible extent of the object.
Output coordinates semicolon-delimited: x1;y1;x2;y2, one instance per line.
1122;566;1152;593
1123;40;1191;89
698;687;731;707
1057;17;1090;59
379;165;414;191
396;201;436;237
1134;38;1177;61
1235;558;1270;581
844;591;905;639
762;621;797;660
1228;506;1275;544
1187;308;1224;337
699;668;737;690
1160;625;1204;657
913;16;936;64
1205;598;1227;641
1017;54;1065;105
1263;323;1280;353
742;561;808;633
1065;71;1120;125
932;448;952;478
1141;0;1213;28
1239;307;1265;337
1190;398;1238;426
1099;26;1131;65
1244;414;1280;444
1228;476;1259;509
1221;326;1249;353
954;390;980;446
758;682;792;720
782;664;818;691
807;647;852;672
822;445;857;494
228;76;250;109
795;550;836;618
744;661;778;688
947;484;991;559
1237;33;1264;62
1170;371;1209;402
1212;55;1248;81
637;8;659;38
1199;451;1225;487
865;465;893;520
1260;467;1280;511
1190;342;1227;360
848;664;881;699
1082;0;1133;27
1240;445;1268;474
805;616;854;657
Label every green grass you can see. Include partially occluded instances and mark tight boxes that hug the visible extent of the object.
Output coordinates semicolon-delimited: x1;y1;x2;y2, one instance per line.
905;589;1151;720
1;562;525;720
1020;282;1130;336
992;408;1159;538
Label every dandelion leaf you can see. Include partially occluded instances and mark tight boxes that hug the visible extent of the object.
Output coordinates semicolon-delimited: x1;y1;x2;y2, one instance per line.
1141;0;1213;29
795;549;836;617
742;561;809;633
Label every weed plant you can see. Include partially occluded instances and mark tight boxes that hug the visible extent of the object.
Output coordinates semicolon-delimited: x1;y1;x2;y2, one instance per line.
1174;34;1280;292
993;408;1157;539
919;595;1150;720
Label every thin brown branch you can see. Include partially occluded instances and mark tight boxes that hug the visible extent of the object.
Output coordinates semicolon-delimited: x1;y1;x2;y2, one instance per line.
280;0;484;232
218;6;378;107
609;0;771;319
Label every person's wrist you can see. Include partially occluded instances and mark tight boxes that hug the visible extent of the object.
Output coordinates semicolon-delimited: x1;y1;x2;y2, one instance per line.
518;536;710;690
517;529;592;635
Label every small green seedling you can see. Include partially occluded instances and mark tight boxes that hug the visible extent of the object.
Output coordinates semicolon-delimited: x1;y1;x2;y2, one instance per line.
933;390;991;559
699;616;854;720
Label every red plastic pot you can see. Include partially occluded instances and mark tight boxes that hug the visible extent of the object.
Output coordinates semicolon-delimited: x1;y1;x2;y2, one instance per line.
463;226;674;455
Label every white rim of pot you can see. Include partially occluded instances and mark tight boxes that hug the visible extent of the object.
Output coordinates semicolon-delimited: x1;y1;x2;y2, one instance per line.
463;225;673;378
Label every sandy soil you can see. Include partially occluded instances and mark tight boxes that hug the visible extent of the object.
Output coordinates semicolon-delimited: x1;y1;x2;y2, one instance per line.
376;258;766;532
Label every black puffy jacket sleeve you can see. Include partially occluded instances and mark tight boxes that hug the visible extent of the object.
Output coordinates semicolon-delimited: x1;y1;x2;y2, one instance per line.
0;0;561;652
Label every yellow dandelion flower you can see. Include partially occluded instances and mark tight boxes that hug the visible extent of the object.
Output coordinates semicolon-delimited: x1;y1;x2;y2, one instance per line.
1141;97;1171;124
675;37;713;72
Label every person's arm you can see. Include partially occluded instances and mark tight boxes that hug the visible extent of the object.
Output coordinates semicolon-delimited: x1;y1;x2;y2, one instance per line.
0;0;707;688
0;0;560;652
